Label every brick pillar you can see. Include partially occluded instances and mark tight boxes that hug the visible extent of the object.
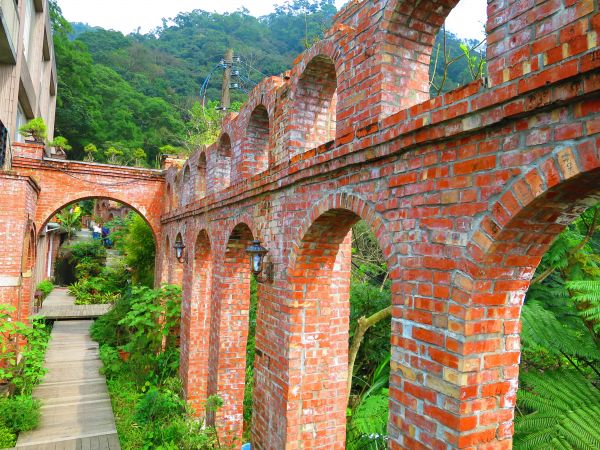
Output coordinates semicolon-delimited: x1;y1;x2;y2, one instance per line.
207;223;253;443
180;230;213;416
0;173;39;323
284;210;357;449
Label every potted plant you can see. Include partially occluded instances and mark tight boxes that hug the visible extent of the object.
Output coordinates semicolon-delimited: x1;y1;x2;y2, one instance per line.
83;143;98;162
18;117;47;143
47;136;72;152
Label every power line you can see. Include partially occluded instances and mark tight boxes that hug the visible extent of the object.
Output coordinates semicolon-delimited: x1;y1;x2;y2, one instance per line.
199;50;266;110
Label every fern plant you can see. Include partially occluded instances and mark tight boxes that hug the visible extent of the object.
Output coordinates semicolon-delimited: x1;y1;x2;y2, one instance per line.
515;370;600;449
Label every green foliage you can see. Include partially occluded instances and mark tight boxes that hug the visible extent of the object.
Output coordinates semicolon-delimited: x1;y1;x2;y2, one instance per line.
118;285;182;356
55;206;83;239
134;387;185;424
48;135;72;151
36;280;54;298
69;239;106;262
0;307;50;396
122;214;156;286
105;146;124;164
18;118;47;142
83;143;98;161
515;370;600;449
349;282;391;388
0;425;16;448
0;396;41;433
242;276;258;441
92;284;223;449
429;30;487;96
516;203;600;447
347;389;389;449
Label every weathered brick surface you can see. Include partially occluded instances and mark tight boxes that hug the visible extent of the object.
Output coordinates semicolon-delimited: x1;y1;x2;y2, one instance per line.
3;0;600;448
158;1;600;448
2;147;165;320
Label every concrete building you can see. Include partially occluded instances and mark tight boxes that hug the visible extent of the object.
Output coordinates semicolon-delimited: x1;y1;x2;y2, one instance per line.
0;0;57;168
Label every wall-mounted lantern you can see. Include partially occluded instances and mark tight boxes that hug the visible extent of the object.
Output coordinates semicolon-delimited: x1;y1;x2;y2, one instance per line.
174;234;186;263
245;239;273;283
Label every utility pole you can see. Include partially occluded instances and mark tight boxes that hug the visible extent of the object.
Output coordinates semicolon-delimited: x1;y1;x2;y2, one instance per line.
220;49;234;111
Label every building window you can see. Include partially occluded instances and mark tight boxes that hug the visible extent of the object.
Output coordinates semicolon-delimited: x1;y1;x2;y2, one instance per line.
23;0;35;62
15;103;26;142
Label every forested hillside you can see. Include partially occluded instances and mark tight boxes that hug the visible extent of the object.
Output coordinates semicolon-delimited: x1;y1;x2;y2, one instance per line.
48;0;484;166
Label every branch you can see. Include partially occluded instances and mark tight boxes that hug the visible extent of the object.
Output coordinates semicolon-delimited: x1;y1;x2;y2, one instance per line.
531;208;600;286
347;305;392;407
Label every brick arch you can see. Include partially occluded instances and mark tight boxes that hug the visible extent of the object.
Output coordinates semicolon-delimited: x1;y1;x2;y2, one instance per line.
207;221;256;442
197;152;207;199
288;41;341;157
288;193;392;272
40;195;158;241
180;228;213;417
379;0;464;112
216;133;232;188
182;164;192;206
285;194;394;448
455;146;600;447
240;104;270;177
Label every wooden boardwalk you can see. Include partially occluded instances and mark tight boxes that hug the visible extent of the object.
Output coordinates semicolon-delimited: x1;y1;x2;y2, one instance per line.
12;290;120;450
32;288;111;320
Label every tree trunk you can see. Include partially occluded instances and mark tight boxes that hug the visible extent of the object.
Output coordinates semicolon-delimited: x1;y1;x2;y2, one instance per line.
347;305;392;407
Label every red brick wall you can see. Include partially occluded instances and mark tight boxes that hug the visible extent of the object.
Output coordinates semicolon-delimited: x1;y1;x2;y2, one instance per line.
4;0;599;448
159;1;600;448
0;173;39;322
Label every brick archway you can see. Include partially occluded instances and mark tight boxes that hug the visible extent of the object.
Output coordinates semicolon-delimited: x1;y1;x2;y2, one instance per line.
452;146;600;446
284;193;394;448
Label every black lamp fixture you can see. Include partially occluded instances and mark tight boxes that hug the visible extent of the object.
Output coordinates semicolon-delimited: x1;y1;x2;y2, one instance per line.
245;239;273;283
174;234;186;263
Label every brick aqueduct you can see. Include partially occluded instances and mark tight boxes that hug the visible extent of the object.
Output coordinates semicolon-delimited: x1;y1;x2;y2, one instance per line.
2;0;600;448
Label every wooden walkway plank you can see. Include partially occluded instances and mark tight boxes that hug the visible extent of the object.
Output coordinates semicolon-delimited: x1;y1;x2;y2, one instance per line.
13;289;120;450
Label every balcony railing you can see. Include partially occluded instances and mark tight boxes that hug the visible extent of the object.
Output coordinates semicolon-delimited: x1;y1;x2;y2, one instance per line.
0;120;12;170
0;0;19;63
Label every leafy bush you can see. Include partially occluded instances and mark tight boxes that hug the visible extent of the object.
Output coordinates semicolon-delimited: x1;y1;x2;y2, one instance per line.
0;308;50;395
75;257;104;279
91;293;133;347
123;214;156;287
0;396;41;433
0;425;16;448
36;280;54;298
134;387;185;424
69;240;106;262
347;389;389;450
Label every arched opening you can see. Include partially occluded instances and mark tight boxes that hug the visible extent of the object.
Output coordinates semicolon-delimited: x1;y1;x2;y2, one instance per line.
243;105;270;176
286;208;392;448
37;198;156;304
197;152;207;199
182;165;192;206
166;183;173;212
382;0;487;110
208;223;255;442
466;166;600;447
181;230;212;417
291;55;337;156
217;134;232;188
